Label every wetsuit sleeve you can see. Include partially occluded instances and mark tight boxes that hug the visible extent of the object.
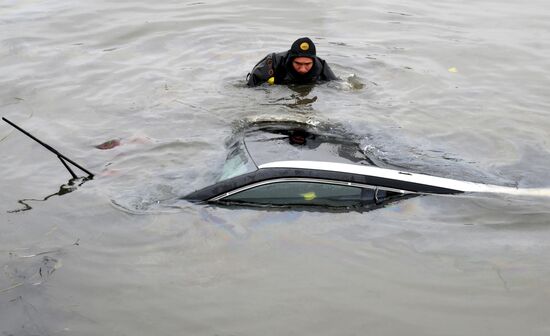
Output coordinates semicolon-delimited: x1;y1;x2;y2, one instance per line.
320;61;339;81
246;53;275;87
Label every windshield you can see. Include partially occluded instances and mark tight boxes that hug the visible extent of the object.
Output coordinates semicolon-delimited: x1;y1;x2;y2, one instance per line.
217;139;257;182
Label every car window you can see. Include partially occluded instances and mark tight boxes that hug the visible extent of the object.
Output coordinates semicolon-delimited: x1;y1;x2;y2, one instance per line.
217;141;257;182
222;181;365;207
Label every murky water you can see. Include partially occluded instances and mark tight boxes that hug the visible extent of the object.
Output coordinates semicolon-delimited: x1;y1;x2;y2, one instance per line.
2;0;550;335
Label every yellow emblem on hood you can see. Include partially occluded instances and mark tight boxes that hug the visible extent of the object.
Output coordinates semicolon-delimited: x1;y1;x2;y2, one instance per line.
300;42;309;51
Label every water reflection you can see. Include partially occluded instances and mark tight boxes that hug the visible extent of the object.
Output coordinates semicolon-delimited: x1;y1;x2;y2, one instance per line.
7;178;89;213
260;84;317;108
257;75;365;108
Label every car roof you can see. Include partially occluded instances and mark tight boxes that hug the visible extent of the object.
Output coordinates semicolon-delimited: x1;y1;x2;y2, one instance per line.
184;122;518;202
258;160;496;194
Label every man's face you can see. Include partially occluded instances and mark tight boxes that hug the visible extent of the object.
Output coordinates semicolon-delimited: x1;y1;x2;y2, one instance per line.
292;57;313;75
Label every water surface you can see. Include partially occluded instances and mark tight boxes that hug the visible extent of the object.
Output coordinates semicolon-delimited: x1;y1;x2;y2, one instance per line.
2;0;550;335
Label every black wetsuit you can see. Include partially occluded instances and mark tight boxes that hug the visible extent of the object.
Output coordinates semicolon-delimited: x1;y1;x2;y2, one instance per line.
246;51;338;87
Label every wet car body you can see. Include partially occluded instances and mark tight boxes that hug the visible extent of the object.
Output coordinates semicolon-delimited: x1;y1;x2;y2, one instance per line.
183;122;471;210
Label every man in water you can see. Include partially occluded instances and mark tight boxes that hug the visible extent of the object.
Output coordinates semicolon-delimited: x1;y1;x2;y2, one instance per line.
246;37;338;87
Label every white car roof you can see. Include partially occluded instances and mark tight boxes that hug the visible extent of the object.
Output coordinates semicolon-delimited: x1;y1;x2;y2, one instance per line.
259;160;531;195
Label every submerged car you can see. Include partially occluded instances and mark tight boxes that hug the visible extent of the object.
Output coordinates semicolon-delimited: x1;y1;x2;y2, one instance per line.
3;117;545;213
183;121;516;210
